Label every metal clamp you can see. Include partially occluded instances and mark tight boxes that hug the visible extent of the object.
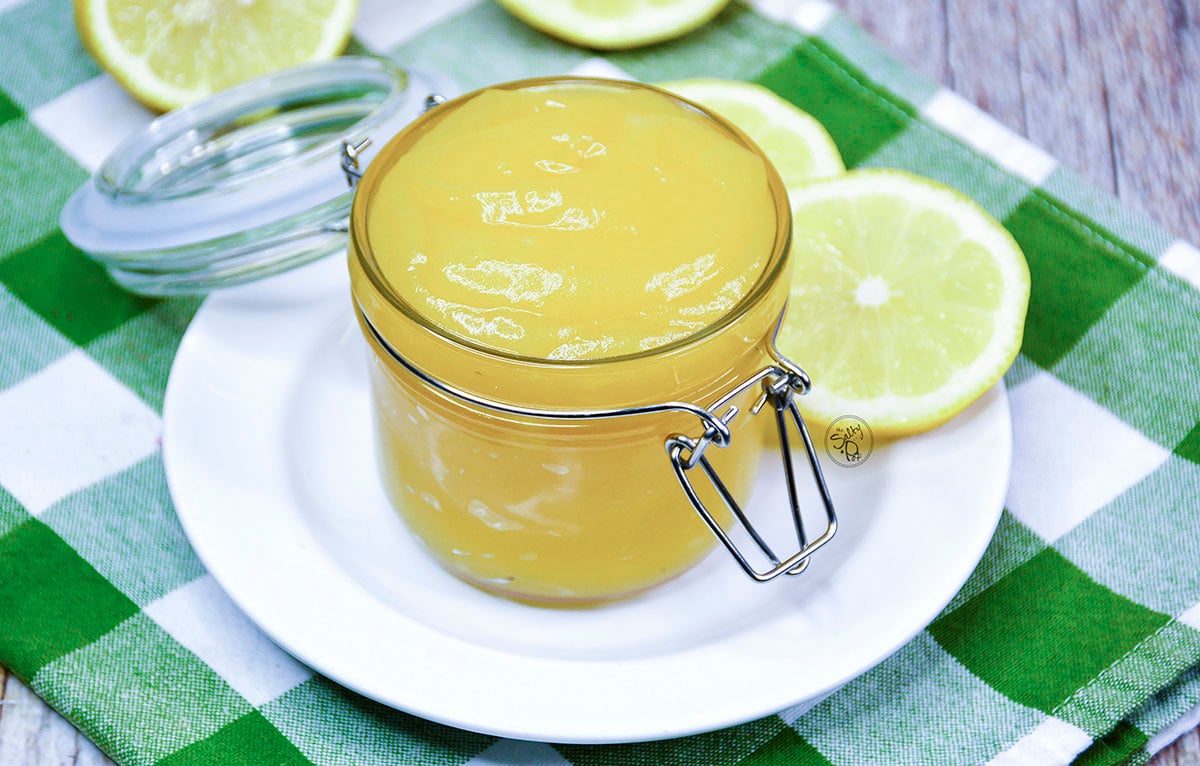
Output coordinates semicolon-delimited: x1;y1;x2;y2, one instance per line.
666;343;837;582
341;94;447;190
340;137;372;189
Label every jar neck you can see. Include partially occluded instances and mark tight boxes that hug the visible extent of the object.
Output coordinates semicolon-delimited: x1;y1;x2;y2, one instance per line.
348;238;792;413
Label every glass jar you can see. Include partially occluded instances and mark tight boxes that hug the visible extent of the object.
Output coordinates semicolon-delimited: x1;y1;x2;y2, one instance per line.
348;77;806;604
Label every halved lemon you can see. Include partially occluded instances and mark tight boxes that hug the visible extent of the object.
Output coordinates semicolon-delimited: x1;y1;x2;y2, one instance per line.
779;170;1030;437
496;0;730;50
657;78;843;202
75;0;359;112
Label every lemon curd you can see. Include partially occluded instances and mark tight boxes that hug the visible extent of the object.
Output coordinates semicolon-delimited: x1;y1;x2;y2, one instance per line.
369;84;775;358
349;78;792;604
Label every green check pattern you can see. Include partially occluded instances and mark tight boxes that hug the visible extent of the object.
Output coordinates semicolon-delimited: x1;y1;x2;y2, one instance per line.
2;1;1199;764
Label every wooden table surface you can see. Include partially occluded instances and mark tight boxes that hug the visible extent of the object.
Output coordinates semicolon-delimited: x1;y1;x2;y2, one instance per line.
2;1;1198;764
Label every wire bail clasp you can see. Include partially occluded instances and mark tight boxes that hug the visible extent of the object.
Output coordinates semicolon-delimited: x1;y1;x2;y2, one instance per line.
341;94;447;191
340;137;372;190
666;346;837;583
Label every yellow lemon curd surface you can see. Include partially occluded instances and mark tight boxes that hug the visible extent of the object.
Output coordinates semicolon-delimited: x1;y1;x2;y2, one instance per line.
350;79;789;604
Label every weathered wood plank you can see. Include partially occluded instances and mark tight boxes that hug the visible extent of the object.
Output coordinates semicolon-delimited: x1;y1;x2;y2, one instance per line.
837;0;1200;245
0;669;113;766
1078;1;1200;244
944;1;1027;133
1154;725;1200;765
833;0;949;83
1014;2;1118;195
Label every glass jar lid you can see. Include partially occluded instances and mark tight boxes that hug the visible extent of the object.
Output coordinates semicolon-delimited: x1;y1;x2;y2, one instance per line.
59;57;457;296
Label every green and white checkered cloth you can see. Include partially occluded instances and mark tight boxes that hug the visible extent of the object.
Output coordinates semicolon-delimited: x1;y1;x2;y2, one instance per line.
2;1;1199;764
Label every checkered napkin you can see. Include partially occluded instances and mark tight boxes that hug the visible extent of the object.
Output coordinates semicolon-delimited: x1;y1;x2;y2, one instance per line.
2;1;1199;764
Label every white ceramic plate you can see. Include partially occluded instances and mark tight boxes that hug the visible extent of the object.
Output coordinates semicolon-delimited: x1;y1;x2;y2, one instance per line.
163;256;1012;744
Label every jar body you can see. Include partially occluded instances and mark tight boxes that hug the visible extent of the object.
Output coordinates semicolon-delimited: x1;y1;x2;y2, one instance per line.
347;76;793;604
358;314;777;603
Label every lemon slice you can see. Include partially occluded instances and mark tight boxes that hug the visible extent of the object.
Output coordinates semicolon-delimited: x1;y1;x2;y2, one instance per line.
657;78;844;204
75;0;359;111
496;0;730;50
779;170;1030;436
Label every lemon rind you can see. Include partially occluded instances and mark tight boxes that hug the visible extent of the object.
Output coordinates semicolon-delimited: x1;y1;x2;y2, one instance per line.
496;0;730;50
76;0;358;111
